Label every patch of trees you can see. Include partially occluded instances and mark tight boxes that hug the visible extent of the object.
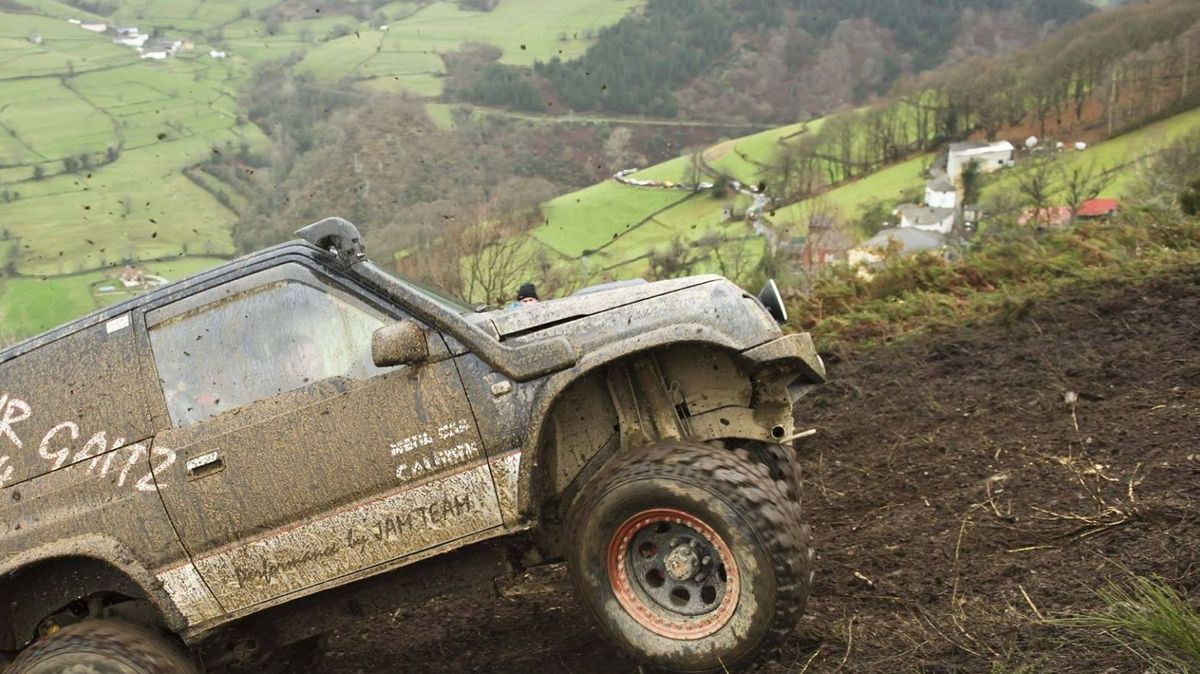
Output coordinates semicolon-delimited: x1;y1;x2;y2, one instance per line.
443;44;542;112
64;0;115;15
241;56;354;157
455;63;542;111
526;0;1093;119
459;0;499;11
1125;128;1200;215
534;0;735;116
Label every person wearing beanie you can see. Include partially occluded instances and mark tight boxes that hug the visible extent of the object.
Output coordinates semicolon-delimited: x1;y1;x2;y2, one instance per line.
509;282;539;308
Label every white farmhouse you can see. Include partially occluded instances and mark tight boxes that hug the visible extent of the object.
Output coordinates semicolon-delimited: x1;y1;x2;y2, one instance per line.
114;33;148;47
947;140;1015;180
80;22;108;33
209;49;227;58
925;175;957;210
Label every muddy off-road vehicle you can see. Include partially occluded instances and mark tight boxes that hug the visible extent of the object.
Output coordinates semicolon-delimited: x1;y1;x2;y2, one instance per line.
0;218;825;673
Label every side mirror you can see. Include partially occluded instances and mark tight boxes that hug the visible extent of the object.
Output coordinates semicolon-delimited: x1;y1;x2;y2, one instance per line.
372;321;429;367
757;279;788;323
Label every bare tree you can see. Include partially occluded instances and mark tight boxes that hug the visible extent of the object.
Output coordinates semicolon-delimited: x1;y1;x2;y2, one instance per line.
1017;159;1060;223
602;126;634;172
1060;162;1114;223
696;231;757;285
453;206;539;306
649;237;702;281
797;197;849;281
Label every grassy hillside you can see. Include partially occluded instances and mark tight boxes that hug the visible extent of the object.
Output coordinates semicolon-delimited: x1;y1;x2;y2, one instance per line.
527;100;1200;289
528;111;930;283
980;106;1200;203
0;256;227;337
0;0;644;341
531;119;822;276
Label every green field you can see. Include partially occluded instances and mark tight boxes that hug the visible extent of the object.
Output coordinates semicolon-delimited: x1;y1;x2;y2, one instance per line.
528;117;834;280
774;153;932;225
525;99;1200;288
1;0;647;340
0;255;228;338
980;106;1200;203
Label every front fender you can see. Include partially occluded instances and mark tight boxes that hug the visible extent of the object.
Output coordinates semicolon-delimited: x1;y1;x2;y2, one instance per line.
0;535;191;648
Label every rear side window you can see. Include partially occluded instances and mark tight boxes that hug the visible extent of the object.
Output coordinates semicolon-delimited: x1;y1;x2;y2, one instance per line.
149;278;390;427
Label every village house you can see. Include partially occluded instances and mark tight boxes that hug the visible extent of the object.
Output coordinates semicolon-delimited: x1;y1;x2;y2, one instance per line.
1019;206;1072;228
895;203;956;234
947;140;1015;180
924;174;957;209
113;31;148;47
1076;198;1119;220
79;22;107;33
119;266;145;288
140;38;182;59
1019;199;1120;227
209;49;227;58
848;227;948;274
27;33;43;45
798;224;855;274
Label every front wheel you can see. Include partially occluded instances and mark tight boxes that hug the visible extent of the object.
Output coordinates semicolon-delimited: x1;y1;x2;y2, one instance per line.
7;619;197;674
567;441;814;673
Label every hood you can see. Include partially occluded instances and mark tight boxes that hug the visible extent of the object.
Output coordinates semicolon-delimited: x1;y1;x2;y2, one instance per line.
482;275;725;339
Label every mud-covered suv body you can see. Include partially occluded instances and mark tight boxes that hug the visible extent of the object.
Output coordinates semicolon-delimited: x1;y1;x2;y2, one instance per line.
0;218;824;668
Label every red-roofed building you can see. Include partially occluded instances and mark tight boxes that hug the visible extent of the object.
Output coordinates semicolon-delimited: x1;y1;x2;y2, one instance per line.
1076;198;1120;220
1019;206;1072;228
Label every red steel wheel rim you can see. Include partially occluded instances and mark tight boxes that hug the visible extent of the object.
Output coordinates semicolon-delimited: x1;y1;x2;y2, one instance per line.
606;507;740;640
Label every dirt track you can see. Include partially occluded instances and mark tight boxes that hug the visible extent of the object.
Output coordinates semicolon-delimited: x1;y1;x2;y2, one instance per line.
291;270;1200;673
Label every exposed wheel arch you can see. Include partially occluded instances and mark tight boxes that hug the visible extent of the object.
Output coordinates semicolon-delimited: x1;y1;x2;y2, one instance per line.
0;539;184;651
527;342;800;534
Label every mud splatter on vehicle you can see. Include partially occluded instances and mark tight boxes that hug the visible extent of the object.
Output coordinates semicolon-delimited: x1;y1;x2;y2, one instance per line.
0;218;824;673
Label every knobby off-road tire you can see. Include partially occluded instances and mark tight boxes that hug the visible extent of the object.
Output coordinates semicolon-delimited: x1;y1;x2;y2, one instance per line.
729;441;804;509
7;619;197;674
568;441;814;673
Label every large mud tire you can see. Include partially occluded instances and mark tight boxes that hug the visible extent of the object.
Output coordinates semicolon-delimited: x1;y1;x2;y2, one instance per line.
7;620;197;674
567;441;814;673
731;441;804;509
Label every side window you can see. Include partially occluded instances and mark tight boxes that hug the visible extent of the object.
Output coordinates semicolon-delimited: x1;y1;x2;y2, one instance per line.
149;278;393;427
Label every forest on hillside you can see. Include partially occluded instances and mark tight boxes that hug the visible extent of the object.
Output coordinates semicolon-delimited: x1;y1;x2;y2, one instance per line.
451;0;1095;121
764;0;1200;204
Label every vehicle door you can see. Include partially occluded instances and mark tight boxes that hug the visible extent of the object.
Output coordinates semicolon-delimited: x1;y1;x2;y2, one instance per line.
147;262;502;612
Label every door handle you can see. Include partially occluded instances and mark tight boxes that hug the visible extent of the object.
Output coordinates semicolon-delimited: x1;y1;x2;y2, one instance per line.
186;451;224;480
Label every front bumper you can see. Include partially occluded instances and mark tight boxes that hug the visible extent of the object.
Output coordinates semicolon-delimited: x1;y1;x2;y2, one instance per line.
741;333;826;384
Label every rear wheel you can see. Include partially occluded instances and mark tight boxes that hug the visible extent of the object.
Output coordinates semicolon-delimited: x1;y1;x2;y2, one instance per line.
568;441;814;673
7;619;197;674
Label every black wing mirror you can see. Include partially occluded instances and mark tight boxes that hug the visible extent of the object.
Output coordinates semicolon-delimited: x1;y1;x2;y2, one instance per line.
372;321;429;367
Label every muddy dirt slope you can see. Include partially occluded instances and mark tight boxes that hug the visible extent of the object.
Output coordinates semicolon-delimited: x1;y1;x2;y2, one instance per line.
294;270;1200;673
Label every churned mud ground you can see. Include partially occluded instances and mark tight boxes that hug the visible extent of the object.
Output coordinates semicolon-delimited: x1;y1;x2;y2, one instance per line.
291;270;1200;673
